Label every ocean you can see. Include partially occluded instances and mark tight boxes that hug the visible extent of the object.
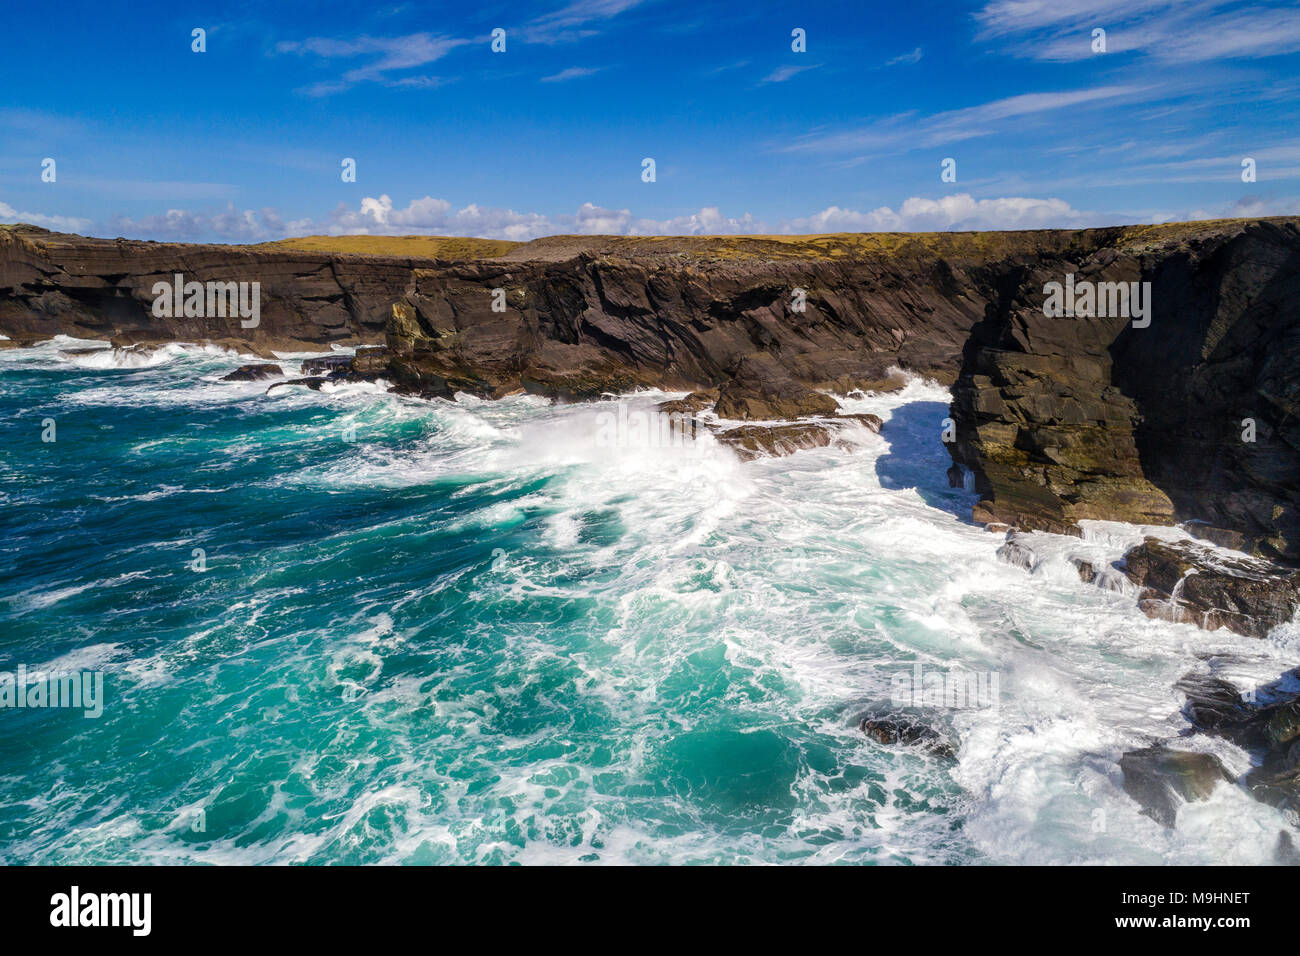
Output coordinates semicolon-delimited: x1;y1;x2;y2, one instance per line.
2;337;1297;864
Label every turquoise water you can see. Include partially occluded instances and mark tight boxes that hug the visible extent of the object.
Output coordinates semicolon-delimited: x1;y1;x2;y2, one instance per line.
2;339;1296;864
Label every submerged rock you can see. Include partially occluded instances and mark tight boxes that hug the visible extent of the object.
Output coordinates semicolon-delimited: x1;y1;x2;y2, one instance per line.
1176;673;1260;741
1119;745;1232;828
220;363;284;382
1173;667;1300;823
1266;700;1300;748
858;715;957;759
267;376;328;392
1122;538;1300;638
995;532;1040;571
835;412;884;431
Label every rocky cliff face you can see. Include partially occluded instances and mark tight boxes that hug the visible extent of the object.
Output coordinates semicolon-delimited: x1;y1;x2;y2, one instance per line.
3;218;1298;567
0;226;414;353
384;249;991;402
947;218;1300;563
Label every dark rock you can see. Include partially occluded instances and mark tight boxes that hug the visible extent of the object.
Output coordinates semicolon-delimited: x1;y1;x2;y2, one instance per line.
1266;700;1300;748
1072;558;1097;583
1176;673;1260;741
1245;743;1300;817
0;225;413;352
300;354;354;376
656;389;718;416
996;533;1038;571
858;715;957;759
1185;523;1249;552
717;423;835;461
220;363;284;382
714;356;839;420
267;377;327;392
716;414;881;462
1119;745;1232;828
1122;537;1300;638
1170;666;1300;822
946;218;1300;563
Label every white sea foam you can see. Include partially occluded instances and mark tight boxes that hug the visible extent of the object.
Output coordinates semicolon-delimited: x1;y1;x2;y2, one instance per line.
275;373;1300;863
14;356;1300;865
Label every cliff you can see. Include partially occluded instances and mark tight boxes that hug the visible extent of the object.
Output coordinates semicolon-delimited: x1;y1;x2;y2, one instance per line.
947;218;1300;563
3;217;1298;564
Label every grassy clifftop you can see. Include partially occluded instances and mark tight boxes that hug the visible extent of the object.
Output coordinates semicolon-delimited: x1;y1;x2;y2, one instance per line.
257;234;522;259
6;216;1296;264
253;217;1299;263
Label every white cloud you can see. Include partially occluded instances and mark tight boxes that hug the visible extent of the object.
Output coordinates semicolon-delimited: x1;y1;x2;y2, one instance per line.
785;84;1148;154
0;200;92;232
106;205;305;242
39;192;1300;244
323;193;553;241
524;0;646;43
762;63;821;83
275;33;467;95
974;0;1300;63
1184;195;1300;221
541;66;602;82
885;47;923;66
781;194;1106;232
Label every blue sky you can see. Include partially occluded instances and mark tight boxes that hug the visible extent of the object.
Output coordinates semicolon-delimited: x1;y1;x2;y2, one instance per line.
3;0;1299;241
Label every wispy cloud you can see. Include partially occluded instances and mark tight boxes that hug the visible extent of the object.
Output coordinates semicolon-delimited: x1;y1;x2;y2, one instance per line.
974;0;1300;62
541;66;603;82
275;33;468;96
784;84;1148;154
762;63;821;83
885;47;923;66
524;0;647;44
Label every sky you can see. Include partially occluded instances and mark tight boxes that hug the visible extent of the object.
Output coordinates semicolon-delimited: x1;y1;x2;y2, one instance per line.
2;0;1299;242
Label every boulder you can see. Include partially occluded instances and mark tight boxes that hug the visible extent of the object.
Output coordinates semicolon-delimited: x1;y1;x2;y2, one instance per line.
220;363;284;382
717;423;835;461
858;715;957;759
716;414;881;462
656;389;718;416
1119;745;1232;828
1121;538;1300;638
714;356;839;420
